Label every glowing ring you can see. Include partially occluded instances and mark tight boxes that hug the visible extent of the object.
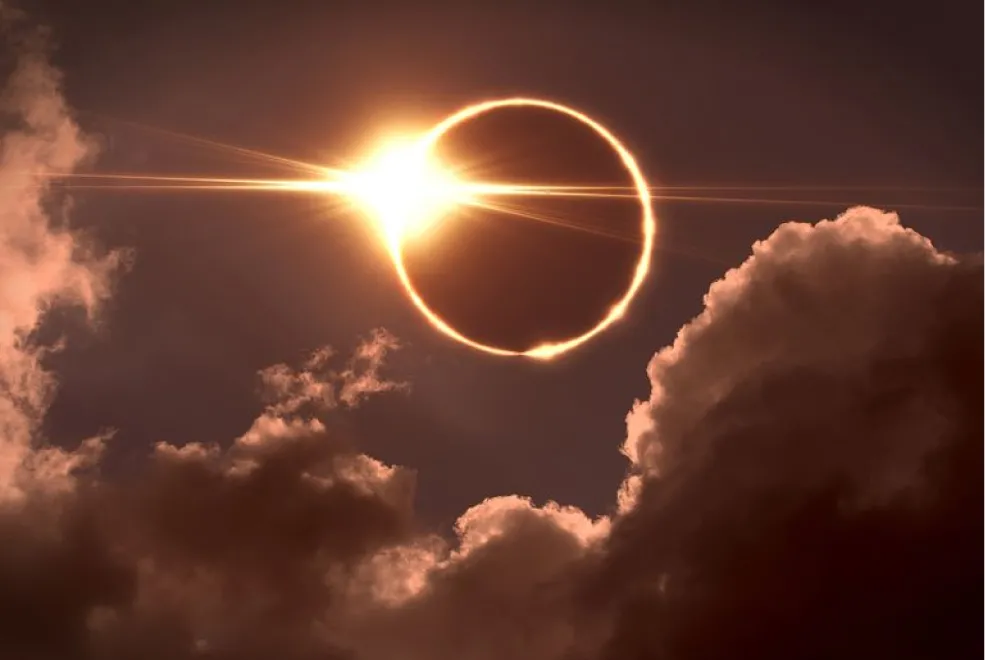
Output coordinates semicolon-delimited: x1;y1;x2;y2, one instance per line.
386;98;656;360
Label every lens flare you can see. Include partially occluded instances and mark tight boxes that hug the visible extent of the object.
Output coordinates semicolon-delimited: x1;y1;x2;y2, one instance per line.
342;137;466;243
51;98;660;360
382;97;656;360
50;105;979;360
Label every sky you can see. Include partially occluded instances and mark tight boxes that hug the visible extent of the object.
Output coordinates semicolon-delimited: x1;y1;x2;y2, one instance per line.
1;1;981;658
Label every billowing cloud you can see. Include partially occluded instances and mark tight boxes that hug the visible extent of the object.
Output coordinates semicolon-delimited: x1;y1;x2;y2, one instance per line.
333;207;981;660
593;207;982;659
1;333;418;660
0;11;979;660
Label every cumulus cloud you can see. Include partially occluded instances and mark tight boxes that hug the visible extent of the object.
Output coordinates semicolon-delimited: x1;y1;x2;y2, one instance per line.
336;208;981;660
1;337;419;660
0;11;979;660
596;207;982;659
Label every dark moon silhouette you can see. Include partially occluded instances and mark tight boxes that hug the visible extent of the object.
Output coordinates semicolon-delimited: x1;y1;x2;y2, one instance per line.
399;105;644;353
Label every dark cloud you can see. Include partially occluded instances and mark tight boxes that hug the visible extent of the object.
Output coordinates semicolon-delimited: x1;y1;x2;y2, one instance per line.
0;334;418;660
0;11;980;660
594;209;983;660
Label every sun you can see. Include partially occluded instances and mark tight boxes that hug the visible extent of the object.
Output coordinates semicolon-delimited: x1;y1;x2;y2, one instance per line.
327;98;654;361
386;97;655;360
341;137;466;245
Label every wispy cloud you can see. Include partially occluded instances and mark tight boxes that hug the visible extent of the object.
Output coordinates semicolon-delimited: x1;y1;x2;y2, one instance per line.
0;12;124;502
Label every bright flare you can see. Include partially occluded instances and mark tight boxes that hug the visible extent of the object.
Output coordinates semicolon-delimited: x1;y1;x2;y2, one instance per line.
60;98;657;361
342;137;466;244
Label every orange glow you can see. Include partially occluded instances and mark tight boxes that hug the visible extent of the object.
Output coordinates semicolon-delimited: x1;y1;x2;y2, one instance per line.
48;99;658;360
341;137;467;243
382;97;656;360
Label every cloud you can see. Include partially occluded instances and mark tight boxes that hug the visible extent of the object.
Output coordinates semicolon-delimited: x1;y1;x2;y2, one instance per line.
0;11;124;502
334;208;981;660
1;338;419;660
256;329;408;418
0;11;979;660
336;328;409;407
339;495;611;660
593;207;982;659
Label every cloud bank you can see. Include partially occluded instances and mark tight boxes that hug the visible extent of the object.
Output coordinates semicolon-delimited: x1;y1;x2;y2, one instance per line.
0;14;980;660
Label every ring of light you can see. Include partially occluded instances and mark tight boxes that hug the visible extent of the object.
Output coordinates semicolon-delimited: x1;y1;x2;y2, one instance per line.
386;98;656;360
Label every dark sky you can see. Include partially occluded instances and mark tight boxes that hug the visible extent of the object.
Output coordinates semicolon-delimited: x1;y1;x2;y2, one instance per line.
31;0;981;524
1;1;981;658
